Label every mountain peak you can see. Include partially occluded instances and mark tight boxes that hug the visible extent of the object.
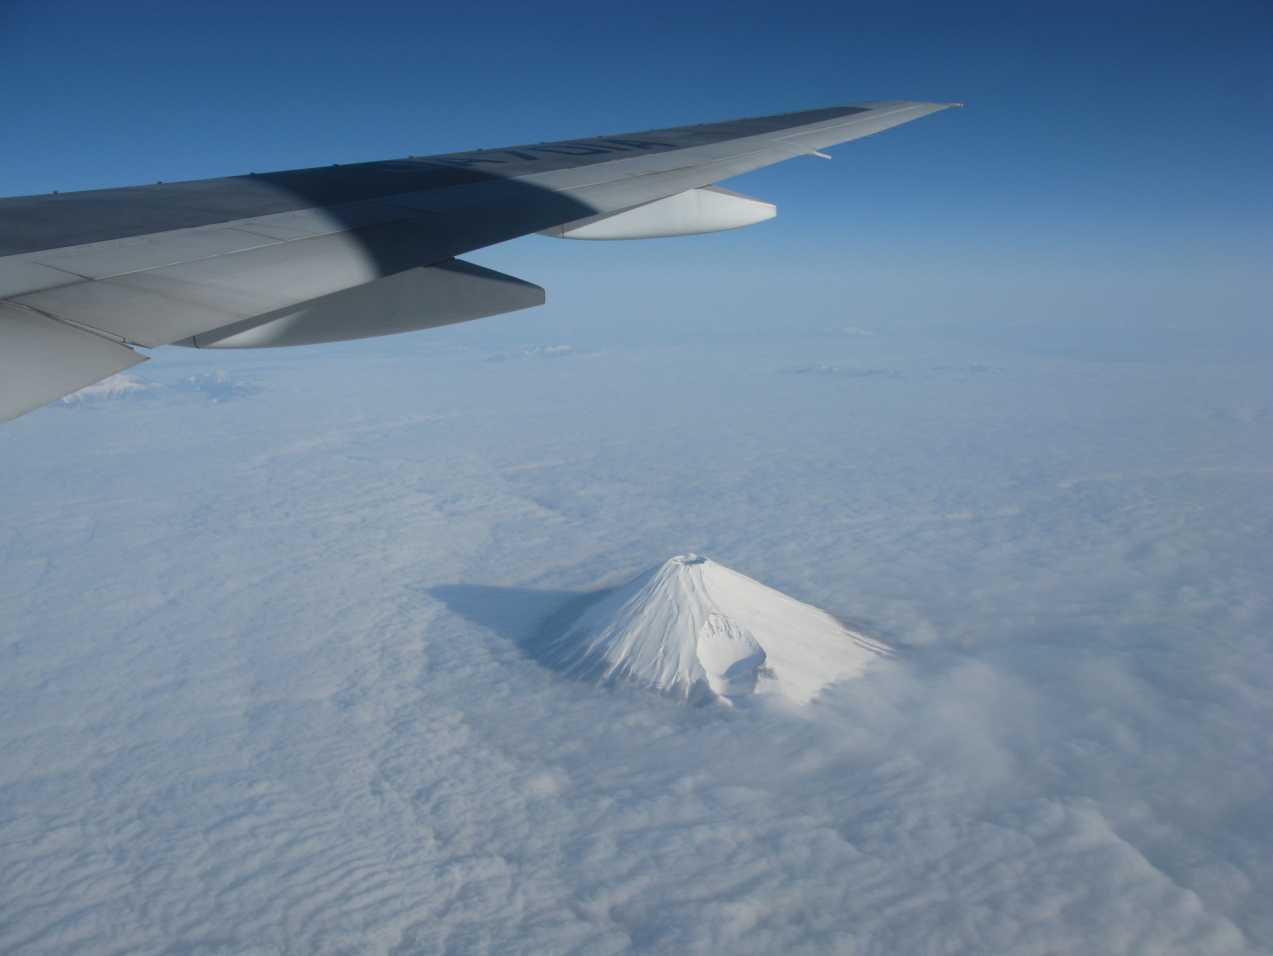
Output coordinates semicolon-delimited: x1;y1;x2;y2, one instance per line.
542;555;888;706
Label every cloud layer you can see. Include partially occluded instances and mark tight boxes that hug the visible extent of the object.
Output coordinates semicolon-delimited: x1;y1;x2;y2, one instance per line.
2;320;1270;954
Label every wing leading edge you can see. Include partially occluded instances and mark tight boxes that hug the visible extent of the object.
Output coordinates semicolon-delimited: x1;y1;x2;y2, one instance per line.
0;100;958;421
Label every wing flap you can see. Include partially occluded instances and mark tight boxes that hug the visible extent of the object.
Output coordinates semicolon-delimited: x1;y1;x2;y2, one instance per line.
184;258;545;348
0;303;145;422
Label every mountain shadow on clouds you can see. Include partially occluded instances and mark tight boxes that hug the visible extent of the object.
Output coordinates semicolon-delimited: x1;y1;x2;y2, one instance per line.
428;582;614;663
432;579;693;694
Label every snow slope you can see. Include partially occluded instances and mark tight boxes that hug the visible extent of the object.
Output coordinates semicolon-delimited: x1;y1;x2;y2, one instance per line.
542;555;889;705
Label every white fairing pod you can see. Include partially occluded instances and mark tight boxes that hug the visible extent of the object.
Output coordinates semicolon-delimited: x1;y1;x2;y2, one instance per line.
182;258;544;348
542;186;775;240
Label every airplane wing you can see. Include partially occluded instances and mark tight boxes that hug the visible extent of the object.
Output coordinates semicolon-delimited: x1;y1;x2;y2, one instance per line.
0;100;957;421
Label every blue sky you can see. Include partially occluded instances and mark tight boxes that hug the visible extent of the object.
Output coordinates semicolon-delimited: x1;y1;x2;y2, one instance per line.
3;1;1270;361
4;0;1269;261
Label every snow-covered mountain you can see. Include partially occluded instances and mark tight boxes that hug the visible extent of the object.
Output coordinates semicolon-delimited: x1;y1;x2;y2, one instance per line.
541;555;889;706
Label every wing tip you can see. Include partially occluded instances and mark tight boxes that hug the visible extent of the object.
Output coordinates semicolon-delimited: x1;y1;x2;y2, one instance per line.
862;99;964;112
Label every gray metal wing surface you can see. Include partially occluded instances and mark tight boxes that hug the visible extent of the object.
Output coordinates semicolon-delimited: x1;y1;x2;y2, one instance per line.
0;100;956;421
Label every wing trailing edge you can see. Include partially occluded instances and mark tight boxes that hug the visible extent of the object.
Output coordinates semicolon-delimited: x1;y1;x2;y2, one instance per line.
179;258;544;348
0;303;145;422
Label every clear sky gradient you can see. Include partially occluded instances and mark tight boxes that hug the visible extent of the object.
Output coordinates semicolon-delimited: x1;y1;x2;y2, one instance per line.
3;0;1270;345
